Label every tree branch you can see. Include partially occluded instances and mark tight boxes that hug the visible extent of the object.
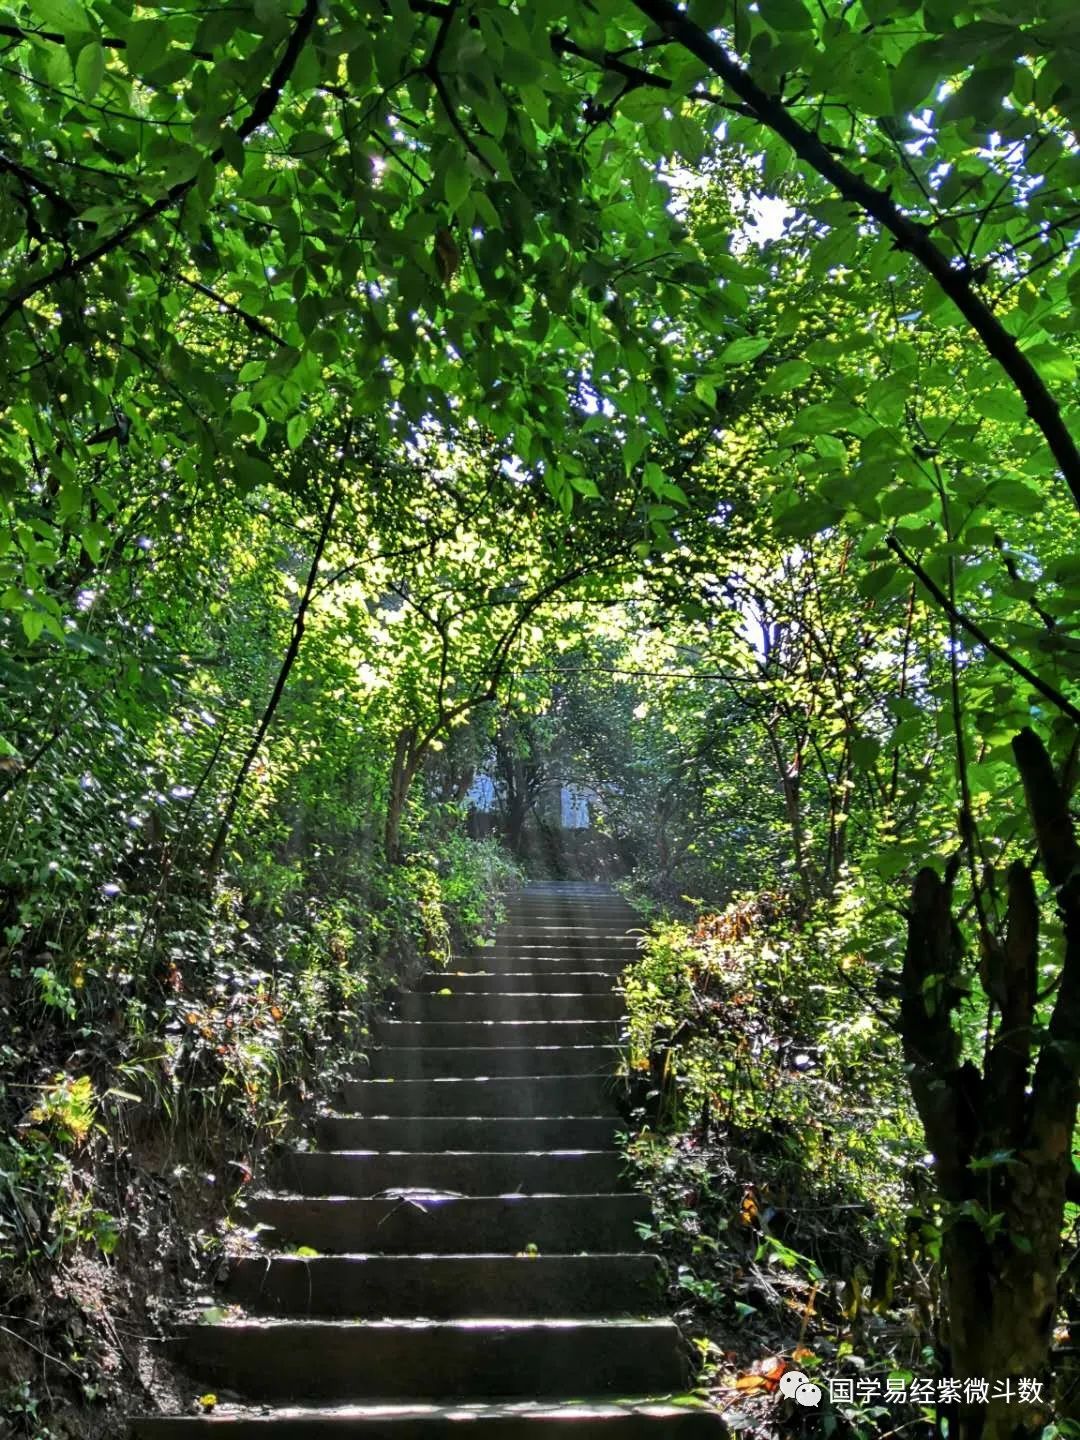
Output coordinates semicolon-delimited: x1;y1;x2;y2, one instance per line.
175;273;286;348
886;534;1080;727
629;0;1080;514
423;1;495;174
0;20;211;58
550;31;754;117
207;470;340;875
0;0;319;332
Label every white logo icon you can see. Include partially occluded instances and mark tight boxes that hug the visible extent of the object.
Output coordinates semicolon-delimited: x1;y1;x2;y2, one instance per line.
779;1370;823;1407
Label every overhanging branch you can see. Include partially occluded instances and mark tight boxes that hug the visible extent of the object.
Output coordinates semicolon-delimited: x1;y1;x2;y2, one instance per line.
0;0;319;332
887;534;1080;727
629;0;1080;514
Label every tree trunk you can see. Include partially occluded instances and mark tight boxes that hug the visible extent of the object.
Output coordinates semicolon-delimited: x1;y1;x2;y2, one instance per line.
897;728;1080;1439
765;721;817;901
384;725;419;865
504;786;528;855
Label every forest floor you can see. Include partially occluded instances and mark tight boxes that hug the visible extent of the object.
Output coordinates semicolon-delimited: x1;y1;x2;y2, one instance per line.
3;893;929;1440
617;901;939;1440
0;1122;239;1438
633;1127;897;1438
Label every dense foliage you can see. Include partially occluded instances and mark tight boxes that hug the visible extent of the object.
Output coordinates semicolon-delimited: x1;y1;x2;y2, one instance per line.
2;0;1080;1435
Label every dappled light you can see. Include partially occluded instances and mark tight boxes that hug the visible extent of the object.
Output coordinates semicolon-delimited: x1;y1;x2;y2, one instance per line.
2;1;1080;1438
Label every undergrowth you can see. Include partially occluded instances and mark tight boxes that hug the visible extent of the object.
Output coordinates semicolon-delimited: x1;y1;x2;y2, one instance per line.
620;892;944;1439
0;826;519;1438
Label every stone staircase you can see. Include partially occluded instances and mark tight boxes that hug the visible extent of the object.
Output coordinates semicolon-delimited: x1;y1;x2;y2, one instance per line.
132;882;724;1436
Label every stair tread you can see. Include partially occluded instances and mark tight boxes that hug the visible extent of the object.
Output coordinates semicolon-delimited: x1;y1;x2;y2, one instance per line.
181;1318;680;1332
254;1188;640;1196
251;1192;645;1204
136;1398;707;1416
131;1396;724;1433
232;1251;653;1260
347;1073;620;1082
377;1048;622;1059
134;888;706;1435
246;1192;650;1252
294;1149;621;1156
325;1113;618;1119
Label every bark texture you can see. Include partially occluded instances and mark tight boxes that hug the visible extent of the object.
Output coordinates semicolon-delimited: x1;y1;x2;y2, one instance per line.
898;727;1080;1439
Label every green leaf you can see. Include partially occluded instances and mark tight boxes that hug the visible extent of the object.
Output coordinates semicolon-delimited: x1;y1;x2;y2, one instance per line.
21;609;45;644
571;475;601;498
75;41;105;100
774;498;838;537
235;452;276;492
289;131;332;157
988;480;1042;514
762;359;812;395
719;335;771;365
126;19;169;74
850;735;881;769
81;520;109;564
813;36;892;115
814;433;846;460
286;413;310;449
972;389;1026;424
643;461;667;496
880;484;935;518
757;0;814;29
864;374;908;427
1024;342;1076;384
28;0;89;32
790;400;865;436
298;295;323;336
445;160;472;214
623;430;648;476
891;40;944;114
57;480;83;523
940;66;1014;127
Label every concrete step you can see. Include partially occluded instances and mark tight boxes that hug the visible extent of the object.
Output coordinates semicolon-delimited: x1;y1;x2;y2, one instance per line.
131;1398;725;1436
486;927;638;936
506;907;624;915
514;883;622;891
316;1116;622;1152
502;917;638;928
275;1149;628;1197
506;897;636;908
126;888;718;1438
174;1318;688;1401
505;894;636;906
499;921;639;935
339;1074;620;1116
419;972;619;995
398;994;624;1023
371;1019;620;1047
370;1046;620;1079
247;1192;650;1253
481;946;640;961
227;1253;661;1318
485;943;640;957
440;957;628;975
494;927;641;938
505;899;636;909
